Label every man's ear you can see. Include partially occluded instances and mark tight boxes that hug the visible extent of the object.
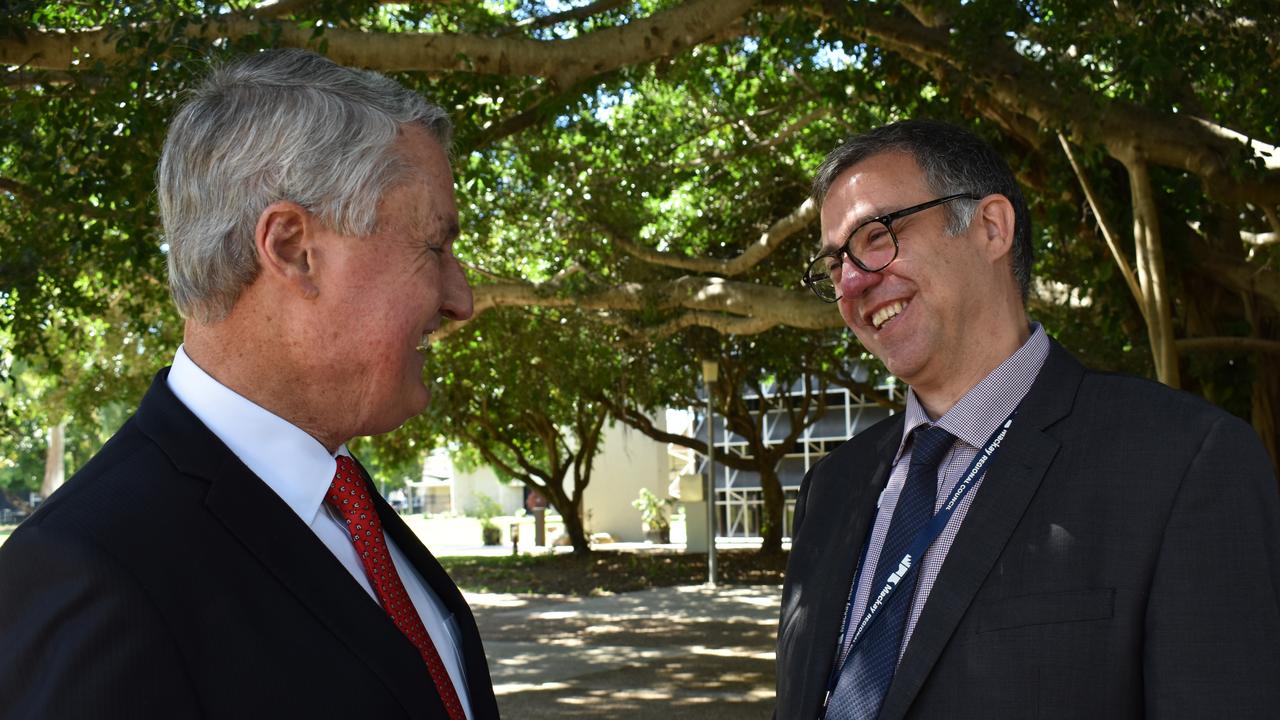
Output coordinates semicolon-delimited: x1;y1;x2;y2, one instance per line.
977;193;1016;264
255;201;320;300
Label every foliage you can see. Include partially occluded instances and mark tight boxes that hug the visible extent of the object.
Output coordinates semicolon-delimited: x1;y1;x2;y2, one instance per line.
374;307;624;554
630;487;675;532
464;491;503;522
3;1;1278;504
438;548;787;596
462;491;504;545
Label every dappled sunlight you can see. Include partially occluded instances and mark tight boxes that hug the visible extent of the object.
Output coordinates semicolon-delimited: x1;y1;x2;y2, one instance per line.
474;584;780;718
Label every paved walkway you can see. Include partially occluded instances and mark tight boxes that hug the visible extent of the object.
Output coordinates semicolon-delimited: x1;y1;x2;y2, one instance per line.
466;584;782;719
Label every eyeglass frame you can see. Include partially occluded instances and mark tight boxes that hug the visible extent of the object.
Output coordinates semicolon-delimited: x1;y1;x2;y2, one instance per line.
801;192;982;303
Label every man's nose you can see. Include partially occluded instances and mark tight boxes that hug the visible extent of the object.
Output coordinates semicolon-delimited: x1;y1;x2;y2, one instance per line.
838;253;882;299
441;256;474;321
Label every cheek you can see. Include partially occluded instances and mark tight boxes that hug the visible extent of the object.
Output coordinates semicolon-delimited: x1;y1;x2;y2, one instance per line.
837;297;861;328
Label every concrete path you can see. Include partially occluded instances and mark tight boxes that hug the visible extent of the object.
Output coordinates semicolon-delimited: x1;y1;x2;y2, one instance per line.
466;584;782;719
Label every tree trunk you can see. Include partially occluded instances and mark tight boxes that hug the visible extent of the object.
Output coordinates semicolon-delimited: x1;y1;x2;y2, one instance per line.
1117;148;1181;387
561;497;592;555
1246;300;1280;474
40;421;67;500
539;479;592;556
756;460;786;556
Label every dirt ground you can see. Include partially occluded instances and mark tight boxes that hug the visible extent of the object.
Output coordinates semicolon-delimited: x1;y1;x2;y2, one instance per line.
468;584;782;719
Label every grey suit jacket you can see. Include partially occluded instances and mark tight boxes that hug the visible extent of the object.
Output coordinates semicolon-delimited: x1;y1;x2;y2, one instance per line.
777;341;1280;719
0;370;500;719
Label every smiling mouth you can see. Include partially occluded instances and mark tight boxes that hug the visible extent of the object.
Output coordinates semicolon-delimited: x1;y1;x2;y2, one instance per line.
417;330;435;351
871;301;908;330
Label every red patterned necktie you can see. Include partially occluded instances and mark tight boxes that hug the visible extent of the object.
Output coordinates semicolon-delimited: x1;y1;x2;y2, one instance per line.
327;455;466;720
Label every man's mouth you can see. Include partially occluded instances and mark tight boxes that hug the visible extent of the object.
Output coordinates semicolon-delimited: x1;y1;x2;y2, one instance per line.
870;301;908;330
417;330;435;351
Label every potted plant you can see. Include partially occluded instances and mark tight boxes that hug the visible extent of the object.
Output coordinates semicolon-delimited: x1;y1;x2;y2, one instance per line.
632;488;676;544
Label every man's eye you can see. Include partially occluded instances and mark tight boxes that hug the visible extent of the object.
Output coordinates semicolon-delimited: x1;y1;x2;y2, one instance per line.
864;228;891;247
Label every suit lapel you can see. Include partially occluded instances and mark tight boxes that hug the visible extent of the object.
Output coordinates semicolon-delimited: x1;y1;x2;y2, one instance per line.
363;462;502;718
878;344;1083;720
134;371;439;718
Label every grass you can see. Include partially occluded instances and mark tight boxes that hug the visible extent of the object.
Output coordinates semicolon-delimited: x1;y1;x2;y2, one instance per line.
438;548;788;596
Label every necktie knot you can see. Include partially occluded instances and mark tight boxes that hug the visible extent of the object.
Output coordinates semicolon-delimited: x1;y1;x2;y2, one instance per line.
909;425;954;472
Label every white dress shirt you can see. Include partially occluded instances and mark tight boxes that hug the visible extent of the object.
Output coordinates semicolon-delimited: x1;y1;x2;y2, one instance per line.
168;346;473;718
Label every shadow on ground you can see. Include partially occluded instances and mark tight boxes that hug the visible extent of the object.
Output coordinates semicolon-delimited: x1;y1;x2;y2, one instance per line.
467;585;781;719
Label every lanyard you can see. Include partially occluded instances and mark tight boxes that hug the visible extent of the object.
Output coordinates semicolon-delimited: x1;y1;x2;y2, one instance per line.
818;410;1018;718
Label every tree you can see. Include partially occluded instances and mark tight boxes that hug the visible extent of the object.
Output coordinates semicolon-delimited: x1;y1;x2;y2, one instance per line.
4;1;1277;497
605;326;895;555
377;308;624;555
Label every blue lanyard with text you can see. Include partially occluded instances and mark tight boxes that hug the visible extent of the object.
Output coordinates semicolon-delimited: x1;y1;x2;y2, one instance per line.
818;409;1018;719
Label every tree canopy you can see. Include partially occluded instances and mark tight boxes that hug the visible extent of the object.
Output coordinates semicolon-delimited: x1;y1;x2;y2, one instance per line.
3;0;1278;501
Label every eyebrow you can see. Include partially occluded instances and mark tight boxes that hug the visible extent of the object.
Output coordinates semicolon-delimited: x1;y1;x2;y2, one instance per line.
818;207;877;253
844;203;895;235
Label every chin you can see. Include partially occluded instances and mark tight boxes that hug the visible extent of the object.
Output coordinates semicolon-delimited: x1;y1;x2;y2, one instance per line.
403;383;433;416
360;391;431;438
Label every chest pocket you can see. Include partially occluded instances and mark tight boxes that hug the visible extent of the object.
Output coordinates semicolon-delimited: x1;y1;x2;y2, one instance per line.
976;588;1115;633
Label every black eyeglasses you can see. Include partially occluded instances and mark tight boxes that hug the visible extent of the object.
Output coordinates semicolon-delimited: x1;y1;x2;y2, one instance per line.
801;193;981;303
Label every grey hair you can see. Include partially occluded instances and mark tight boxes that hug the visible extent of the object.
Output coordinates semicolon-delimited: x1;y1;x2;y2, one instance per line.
158;48;452;322
811;119;1033;301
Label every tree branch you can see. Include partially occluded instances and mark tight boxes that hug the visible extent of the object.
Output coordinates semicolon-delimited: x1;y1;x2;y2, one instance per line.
1116;146;1179;387
683;106;832;168
496;0;629;36
4;0;756;90
1056;134;1147;323
250;0;321;19
1191;116;1280;170
1263;205;1280;238
1176;337;1280;357
634;311;780;339
1187;220;1278;248
1190;241;1280;309
823;6;1280;206
608;197;816;276
602;396;758;472
441;275;843;340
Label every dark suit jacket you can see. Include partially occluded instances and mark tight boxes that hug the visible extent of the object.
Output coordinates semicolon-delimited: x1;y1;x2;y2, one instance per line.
0;370;500;719
777;341;1280;719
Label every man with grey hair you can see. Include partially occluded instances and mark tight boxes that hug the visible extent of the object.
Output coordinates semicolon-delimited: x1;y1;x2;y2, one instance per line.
776;119;1280;719
0;49;498;719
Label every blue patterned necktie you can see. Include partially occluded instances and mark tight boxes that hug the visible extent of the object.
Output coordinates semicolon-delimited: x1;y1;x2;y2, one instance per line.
826;424;955;720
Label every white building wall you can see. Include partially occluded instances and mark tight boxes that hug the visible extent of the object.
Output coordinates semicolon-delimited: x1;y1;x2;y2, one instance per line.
583;419;669;542
446;416;673;541
451;464;524;516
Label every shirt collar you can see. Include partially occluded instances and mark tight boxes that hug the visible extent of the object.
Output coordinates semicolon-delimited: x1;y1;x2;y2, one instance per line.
167;345;348;526
894;323;1050;462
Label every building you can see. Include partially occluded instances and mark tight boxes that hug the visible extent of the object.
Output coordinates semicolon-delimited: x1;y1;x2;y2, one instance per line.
671;374;901;540
440;372;900;544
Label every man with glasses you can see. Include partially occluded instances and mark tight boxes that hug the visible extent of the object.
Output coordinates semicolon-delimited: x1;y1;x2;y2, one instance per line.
776;119;1280;719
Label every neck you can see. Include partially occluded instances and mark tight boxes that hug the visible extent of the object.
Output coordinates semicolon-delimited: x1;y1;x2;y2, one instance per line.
184;316;348;454
915;317;1031;420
